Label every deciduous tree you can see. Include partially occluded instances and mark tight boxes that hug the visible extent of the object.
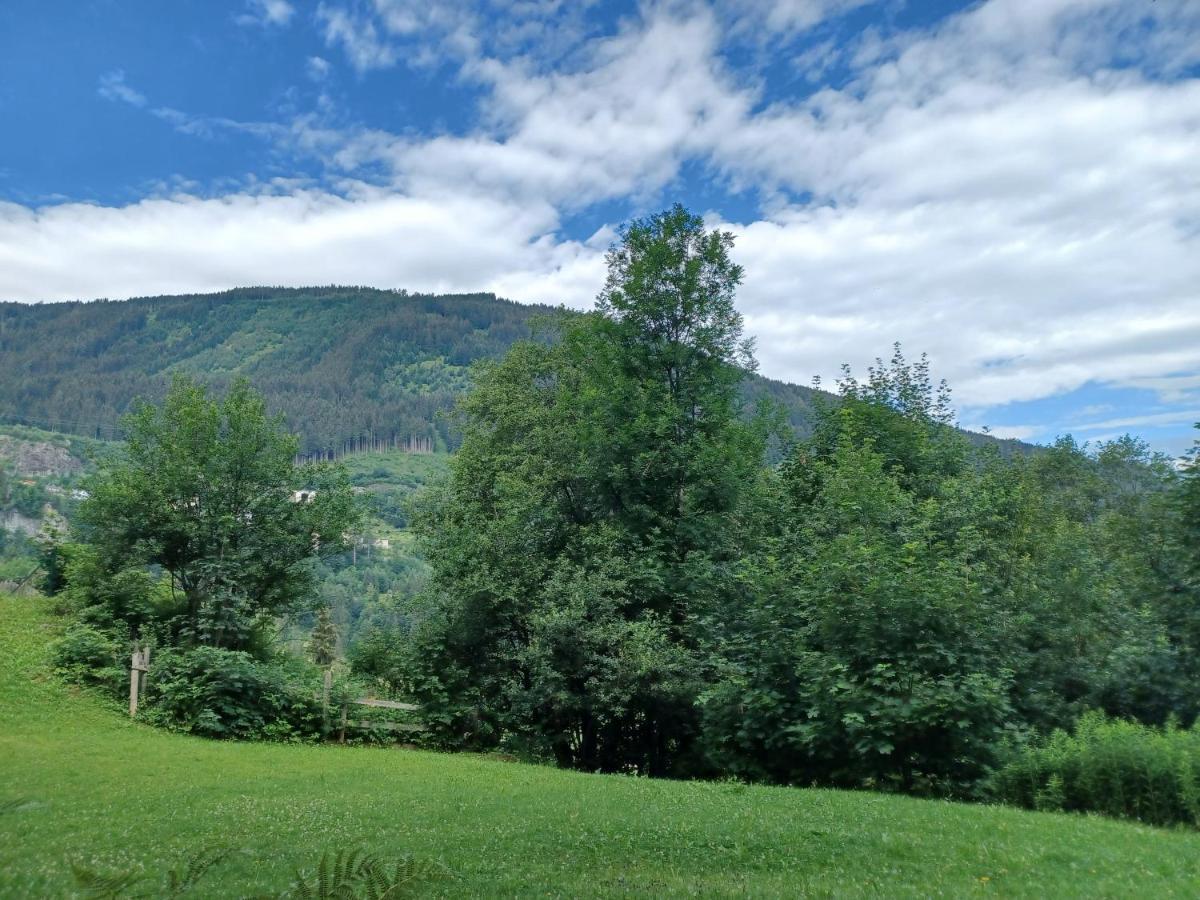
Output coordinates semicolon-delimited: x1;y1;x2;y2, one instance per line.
79;376;359;650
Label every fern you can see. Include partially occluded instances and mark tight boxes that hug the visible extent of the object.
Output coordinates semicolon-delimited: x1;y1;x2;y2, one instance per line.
367;856;452;899
70;863;145;899
70;845;449;898
71;846;232;899
164;846;234;896
283;849;450;899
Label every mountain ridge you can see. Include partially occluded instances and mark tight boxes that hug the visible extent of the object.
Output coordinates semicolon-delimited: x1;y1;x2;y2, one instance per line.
1;286;1026;456
1;286;829;454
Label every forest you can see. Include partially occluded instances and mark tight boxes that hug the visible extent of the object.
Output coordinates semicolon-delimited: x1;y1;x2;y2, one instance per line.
0;285;829;456
23;205;1200;830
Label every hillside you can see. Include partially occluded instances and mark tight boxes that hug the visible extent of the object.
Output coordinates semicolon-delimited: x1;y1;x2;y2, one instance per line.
3;594;1199;898
0;287;823;455
0;423;440;644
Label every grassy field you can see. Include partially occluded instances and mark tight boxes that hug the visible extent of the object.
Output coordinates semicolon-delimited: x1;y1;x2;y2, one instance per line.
2;596;1199;898
340;448;450;485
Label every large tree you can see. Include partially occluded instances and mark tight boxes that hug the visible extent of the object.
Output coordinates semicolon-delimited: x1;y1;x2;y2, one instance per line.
79;376;359;650
703;358;1200;794
407;206;768;775
703;353;1015;793
1170;424;1200;701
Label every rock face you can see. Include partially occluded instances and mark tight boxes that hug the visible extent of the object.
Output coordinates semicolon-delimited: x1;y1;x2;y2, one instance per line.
0;509;42;536
0;436;82;477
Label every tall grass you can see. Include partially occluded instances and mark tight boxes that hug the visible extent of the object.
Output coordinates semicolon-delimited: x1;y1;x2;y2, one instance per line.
989;711;1200;827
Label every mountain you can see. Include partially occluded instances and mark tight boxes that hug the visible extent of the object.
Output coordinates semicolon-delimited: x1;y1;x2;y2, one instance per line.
0;286;823;454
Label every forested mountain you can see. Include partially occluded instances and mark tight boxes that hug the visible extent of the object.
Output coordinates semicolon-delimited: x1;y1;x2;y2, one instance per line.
0;288;531;453
0;287;827;454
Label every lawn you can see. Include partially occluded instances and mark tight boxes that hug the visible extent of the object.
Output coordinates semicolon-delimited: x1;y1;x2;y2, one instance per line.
2;595;1198;898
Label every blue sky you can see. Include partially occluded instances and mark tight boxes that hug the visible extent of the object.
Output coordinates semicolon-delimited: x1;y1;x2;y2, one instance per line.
1;0;1199;455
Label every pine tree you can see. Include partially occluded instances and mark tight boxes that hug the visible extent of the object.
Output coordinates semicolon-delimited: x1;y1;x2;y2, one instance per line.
308;605;338;668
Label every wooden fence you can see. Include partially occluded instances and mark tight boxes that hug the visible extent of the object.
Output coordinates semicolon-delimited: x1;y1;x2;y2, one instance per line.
338;697;427;743
126;653;426;742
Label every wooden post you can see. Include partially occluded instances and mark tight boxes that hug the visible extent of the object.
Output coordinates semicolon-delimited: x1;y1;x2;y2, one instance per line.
338;701;348;744
129;655;138;717
129;647;149;717
322;668;333;739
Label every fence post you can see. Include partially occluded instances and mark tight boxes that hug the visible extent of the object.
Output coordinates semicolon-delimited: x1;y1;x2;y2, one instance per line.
128;647;149;717
322;668;333;739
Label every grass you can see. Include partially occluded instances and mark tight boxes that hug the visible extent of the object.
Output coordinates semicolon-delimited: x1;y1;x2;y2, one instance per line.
341;449;450;488
2;596;1199;898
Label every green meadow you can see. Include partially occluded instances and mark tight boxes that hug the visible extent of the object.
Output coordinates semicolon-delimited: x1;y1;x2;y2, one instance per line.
2;595;1198;898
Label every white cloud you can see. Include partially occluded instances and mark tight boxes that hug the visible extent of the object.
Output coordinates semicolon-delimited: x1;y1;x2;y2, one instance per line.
700;0;1200;404
1070;409;1200;434
1076;403;1115;418
306;56;333;81
236;0;295;27
323;12;751;209
317;0;604;74
716;0;879;41
149;107;284;142
97;70;146;107
1117;375;1200;405
10;0;1200;434
370;0;472;38
0;188;591;307
317;4;399;72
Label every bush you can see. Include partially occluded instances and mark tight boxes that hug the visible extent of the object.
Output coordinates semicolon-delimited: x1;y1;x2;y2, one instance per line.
703;654;1013;795
348;625;411;696
57;545;169;636
989;712;1200;827
52;624;126;695
142;647;323;741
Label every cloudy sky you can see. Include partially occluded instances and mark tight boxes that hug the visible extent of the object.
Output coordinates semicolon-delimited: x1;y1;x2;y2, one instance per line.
2;0;1198;453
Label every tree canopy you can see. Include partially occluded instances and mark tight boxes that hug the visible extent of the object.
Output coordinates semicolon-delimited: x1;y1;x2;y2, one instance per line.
400;206;1200;793
406;206;769;775
34;206;1200;804
76;376;359;650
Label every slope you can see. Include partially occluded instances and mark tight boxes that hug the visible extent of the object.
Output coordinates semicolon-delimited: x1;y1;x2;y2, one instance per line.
0;287;823;456
2;594;1198;898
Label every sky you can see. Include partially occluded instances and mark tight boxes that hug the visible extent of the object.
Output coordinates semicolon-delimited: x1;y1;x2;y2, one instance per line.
1;0;1198;455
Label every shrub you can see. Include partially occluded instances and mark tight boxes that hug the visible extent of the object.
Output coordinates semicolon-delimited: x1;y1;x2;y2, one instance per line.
52;624;125;695
988;711;1200;827
703;654;1013;795
57;545;169;636
348;626;410;696
142;647;323;741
